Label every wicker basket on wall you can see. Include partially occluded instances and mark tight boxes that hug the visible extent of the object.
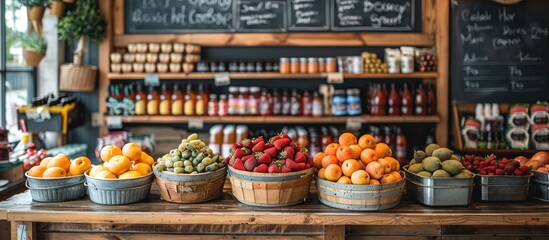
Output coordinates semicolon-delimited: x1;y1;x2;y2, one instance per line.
59;63;97;92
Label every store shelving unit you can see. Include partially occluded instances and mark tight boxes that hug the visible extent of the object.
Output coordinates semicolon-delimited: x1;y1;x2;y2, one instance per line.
107;72;439;80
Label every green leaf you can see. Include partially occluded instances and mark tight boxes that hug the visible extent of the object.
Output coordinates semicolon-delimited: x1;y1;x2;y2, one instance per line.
57;0;106;43
18;32;47;52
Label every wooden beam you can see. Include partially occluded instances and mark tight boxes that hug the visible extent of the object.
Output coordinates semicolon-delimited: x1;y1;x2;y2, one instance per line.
323;225;345;240
435;0;450;147
106;72;439;80
113;0;124;35
422;0;437;34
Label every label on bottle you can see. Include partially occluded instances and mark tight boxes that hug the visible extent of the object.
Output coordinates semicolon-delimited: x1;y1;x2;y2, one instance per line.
184;100;194;115
147;100;159;115
228;98;238;115
260;101;270;115
172;100;183;115
221;143;232;158
135;100;146;115
273;101;282;115
219;101;228;116
332;96;347;116
238;98;248;115
196;100;205;115
303;101;313;116
290;102;301;116
282;101;291;115
209;144;221;154
395;146;407;159
160;100;171;115
346;96;362;116
312;101;323;116
208;101;218;116
248;99;258;115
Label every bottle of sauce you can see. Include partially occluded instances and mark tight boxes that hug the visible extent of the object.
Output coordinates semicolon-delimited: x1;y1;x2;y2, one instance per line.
135;84;147;115
171;84;183;116
146;86;159;115
395;127;407;164
372;84;386;115
384;126;396;150
427;84;436;115
388;83;401;115
236;125;249;143
279;57;290;74
218;94;228;116
259;88;273;116
183;83;196;116
281;89;291;116
248;86;261;115
320;127;333;150
401;83;413;116
222;125;236;157
238;87;249;115
228;86;239;116
302;91;313;116
272;89;282;115
195;83;208;116
312;91;323;117
209;125;223;154
159;83;171;115
414;84;427;115
372;126;384;144
290;89;302;116
207;94;218;116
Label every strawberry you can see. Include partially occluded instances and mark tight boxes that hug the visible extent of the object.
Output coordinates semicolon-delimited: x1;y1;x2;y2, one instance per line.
479;170;487;175
473;156;483;162
497;163;506;169
514;169;523;176
280;133;290;139
278;146;295;160
473;160;479;166
518;166;528;172
253;164;268;173
482;166;496;172
242;139;253;149
286;159;301;171
269;135;282;143
281;167;292;173
464;155;473;162
252;141;265;152
233;148;245;159
462;161;470;167
233;158;245;171
488;172;495;176
504;165;516;174
479;161;487;168
231;142;243;150
252;137;264;145
304;163;311;169
258;153;271;164
242;155;256;162
495;169;505;175
224;157;230;164
298;162;307;170
294;152;307;163
265;143;274;149
512;160;520;168
273;138;291;150
307;156;314;166
501;157;510;164
263;147;277;158
244;158;257;171
268;164;280;173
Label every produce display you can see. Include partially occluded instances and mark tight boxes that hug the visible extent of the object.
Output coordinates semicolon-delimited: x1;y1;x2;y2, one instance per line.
90;143;154;179
225;133;314;173
523;151;549;173
314;133;402;184
26;154;92;178
154;133;225;174
461;154;531;176
407;144;473;178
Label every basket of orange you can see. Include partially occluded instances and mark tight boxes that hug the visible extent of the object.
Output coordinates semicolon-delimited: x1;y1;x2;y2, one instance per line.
314;133;405;211
85;143;155;205
25;154;92;202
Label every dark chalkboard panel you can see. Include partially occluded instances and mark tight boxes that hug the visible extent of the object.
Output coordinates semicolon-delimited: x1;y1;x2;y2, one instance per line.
451;0;549;103
125;0;235;33
236;0;287;32
288;0;329;31
332;0;414;31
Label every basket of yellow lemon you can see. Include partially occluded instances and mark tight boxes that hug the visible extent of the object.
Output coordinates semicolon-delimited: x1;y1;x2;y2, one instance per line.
85;143;155;205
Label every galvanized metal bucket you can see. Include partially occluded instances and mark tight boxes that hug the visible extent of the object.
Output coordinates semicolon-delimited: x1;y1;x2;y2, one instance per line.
316;173;406;211
403;166;474;206
474;174;532;201
532;171;549;202
25;172;86;202
84;172;154;205
154;166;227;203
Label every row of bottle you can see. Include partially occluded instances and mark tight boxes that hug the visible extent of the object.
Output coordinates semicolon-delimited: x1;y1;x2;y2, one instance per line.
366;83;436;116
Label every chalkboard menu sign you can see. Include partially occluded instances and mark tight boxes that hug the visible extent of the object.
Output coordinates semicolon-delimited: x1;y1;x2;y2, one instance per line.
236;0;287;32
451;0;549;103
288;0;329;30
332;0;414;31
125;0;235;33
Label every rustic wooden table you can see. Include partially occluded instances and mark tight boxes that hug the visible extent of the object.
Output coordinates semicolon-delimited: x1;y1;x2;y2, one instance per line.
1;182;549;240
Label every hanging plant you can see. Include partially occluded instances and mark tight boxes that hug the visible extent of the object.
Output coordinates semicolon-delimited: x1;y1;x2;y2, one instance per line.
19;32;48;66
57;0;106;92
49;0;65;17
17;0;49;21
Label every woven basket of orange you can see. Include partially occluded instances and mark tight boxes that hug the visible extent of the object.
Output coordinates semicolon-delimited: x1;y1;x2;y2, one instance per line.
314;133;405;211
84;143;155;205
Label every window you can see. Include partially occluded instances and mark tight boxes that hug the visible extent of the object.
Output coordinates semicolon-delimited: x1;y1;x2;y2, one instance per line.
1;0;36;141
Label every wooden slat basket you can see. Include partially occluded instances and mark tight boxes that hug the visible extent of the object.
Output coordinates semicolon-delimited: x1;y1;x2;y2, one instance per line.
228;166;314;207
59;64;97;92
154;166;227;203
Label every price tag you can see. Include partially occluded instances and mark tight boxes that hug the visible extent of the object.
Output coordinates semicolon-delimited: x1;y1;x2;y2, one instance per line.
39;109;51;120
346;117;363;130
106;116;123;129
188;119;204;130
214;72;231;87
144;73;160;87
25;109;39;120
327;72;344;84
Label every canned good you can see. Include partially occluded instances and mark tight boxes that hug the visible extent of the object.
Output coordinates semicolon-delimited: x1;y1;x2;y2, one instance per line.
346;88;362;115
332;90;347;116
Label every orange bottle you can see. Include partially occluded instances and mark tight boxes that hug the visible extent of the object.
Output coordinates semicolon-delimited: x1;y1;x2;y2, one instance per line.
146;86;159;115
171;84;183;116
134;84;147;115
183;83;196;116
159;83;171;115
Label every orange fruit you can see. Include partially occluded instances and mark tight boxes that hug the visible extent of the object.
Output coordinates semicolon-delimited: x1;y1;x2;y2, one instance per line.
39;157;52;167
360;148;378;165
321;155;339;168
336;146;354;162
324;164;342;182
89;165;109;177
119;170;142;179
369;179;380;185
341;159;361;177
27;166;47;177
377;158;392;174
324;143;340;156
338;132;357;147
337;176;352;184
384;157;400;171
389;171;403;181
374;143;392;158
135;152;155;166
351;170;370;184
105;155;131;176
365;161;384;179
131;163;152;176
100;145;122;162
349;145;362;160
42;167;67;178
317;168;326;179
380;173;397;184
313;152;326;169
122;143;143;161
95;170;117;179
358;134;376;149
47;154;71;172
69;157;92;176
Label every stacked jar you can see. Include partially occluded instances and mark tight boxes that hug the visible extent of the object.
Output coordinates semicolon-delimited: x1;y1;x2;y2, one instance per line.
279;57;337;74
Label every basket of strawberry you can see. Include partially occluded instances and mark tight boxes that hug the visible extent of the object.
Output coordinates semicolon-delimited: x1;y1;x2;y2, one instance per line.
225;133;314;207
461;154;532;201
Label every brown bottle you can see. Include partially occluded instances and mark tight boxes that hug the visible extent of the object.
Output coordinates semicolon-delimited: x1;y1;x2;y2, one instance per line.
146;86;159;115
259;88;273;116
195;83;209;116
414;84;427;115
401;83;413;116
388;83;401;115
427;84;436;115
159;83;171;115
183;83;196;116
171;84;183;116
290;89;302;116
320;127;333;150
395;127;407;164
302;91;313;116
135;84;147;115
272;89;282;115
281;89;291;116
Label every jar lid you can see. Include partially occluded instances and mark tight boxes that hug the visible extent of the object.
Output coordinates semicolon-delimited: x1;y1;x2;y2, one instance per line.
250;86;261;92
228;86;238;92
346;88;360;95
209;94;217;99
238;86;249;92
326;57;336;62
300;57;307;62
219;94;227;99
280;57;289;61
290;57;299;62
308;57;317;62
318;58;325;63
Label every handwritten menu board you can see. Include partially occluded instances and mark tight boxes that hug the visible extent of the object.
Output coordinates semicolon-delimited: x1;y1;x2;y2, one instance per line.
288;0;329;30
451;0;549;103
332;0;414;31
236;0;287;32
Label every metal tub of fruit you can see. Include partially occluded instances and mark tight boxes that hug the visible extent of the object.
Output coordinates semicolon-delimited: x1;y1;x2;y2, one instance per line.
404;145;475;206
527;151;549;202
226;134;315;207
85;143;155;205
314;133;405;211
153;134;227;204
25;154;91;202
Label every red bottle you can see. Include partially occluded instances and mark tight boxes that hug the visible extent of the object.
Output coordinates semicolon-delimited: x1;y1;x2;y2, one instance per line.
302;91;313;116
372;84;387;115
414;84;427;115
388;83;401;115
401;83;413;116
395;127;407;164
427;84;436;115
259;88;273;116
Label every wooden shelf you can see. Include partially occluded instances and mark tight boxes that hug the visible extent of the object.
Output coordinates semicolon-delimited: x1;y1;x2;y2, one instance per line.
107;72;439;80
114;33;434;47
104;115;440;124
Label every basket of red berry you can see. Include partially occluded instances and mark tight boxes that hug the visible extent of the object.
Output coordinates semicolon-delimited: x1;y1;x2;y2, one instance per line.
461;154;532;201
224;133;314;207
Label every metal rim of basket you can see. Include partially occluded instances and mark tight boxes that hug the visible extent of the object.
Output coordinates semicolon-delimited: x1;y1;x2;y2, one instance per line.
406;178;475;189
84;182;151;191
26;179;86;190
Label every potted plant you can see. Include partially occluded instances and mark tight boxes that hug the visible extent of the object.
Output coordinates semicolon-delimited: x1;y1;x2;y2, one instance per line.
17;0;49;21
57;0;106;92
20;32;47;66
49;0;65;17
